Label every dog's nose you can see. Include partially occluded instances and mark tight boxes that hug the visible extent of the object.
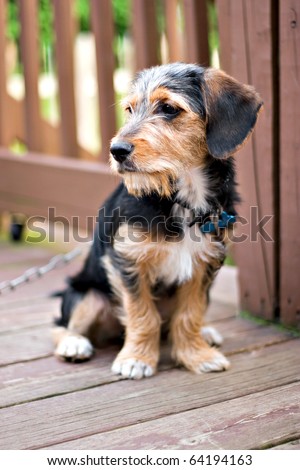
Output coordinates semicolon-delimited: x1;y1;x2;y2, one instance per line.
110;141;134;163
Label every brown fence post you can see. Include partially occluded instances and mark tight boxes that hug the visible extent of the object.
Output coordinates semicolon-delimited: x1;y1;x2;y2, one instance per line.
279;0;300;327
215;0;232;74
132;0;160;70
0;149;118;228
53;0;78;157
91;0;116;162
182;0;209;65
19;0;44;152
163;0;182;62
0;0;9;146
217;0;276;320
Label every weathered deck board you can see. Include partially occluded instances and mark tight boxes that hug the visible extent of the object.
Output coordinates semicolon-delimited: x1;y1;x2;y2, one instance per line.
0;298;58;332
0;238;83;302
0;317;294;408
45;382;300;450
0;293;233;329
0;339;299;449
0;242;57;265
0;242;299;450
0;261;81;301
0;293;231;333
0;306;293;373
0;348;119;408
273;439;300;450
0;324;53;366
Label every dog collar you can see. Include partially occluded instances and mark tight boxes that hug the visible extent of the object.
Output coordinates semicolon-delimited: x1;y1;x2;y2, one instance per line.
187;208;236;232
198;211;236;233
173;194;236;233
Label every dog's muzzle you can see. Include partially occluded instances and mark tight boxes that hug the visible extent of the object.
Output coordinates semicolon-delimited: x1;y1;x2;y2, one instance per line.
110;141;134;163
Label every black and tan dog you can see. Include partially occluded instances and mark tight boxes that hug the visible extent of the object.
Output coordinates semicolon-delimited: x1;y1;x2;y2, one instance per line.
53;63;262;379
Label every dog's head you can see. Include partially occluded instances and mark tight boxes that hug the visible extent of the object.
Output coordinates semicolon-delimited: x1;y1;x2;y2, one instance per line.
110;63;263;197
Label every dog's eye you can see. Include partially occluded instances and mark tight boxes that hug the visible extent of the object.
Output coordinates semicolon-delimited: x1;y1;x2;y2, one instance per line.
125;105;133;114
159;103;180;117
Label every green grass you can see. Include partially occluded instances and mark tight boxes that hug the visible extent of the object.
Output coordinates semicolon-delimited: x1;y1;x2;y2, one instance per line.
240;310;300;337
115;90;127;129
224;254;235;266
0;231;9;243
9;139;27;154
0;227;64;253
41;96;59;123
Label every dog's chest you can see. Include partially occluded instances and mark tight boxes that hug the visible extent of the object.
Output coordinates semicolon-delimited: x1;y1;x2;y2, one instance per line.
155;233;196;285
150;226;220;287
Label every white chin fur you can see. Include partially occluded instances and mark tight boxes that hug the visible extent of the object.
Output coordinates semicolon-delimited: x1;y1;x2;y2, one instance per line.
176;167;211;213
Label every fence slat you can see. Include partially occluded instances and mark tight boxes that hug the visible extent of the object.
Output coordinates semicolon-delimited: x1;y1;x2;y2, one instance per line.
0;150;118;229
242;0;276;317
217;0;275;319
182;0;209;65
6;96;25;143
53;0;78;157
132;0;159;70
19;0;43;152
90;0;116;162
0;0;9;146
216;0;232;74
279;0;300;326
163;0;182;62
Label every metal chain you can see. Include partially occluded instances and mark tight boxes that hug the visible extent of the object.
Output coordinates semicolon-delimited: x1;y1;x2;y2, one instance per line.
0;244;90;295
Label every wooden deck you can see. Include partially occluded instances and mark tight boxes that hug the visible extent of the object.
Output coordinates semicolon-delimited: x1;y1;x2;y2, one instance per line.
0;240;299;450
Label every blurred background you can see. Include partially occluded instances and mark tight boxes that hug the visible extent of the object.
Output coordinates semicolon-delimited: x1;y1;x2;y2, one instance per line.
0;0;220;157
0;0;299;329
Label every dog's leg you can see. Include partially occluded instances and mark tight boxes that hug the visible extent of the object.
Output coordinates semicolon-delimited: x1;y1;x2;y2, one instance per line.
201;325;223;346
53;290;112;362
53;327;94;362
111;283;161;380
170;269;230;373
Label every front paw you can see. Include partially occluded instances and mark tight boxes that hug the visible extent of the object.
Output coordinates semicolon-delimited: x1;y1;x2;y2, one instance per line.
111;357;156;379
175;346;230;374
201;326;223;346
55;335;93;362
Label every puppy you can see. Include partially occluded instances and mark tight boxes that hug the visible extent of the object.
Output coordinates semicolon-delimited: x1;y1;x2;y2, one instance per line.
53;63;262;379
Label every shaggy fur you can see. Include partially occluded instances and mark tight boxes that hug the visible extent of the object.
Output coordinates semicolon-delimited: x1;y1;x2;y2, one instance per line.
53;63;262;379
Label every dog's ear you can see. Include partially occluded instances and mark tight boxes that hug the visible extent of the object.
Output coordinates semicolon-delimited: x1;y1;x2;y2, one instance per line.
202;69;263;159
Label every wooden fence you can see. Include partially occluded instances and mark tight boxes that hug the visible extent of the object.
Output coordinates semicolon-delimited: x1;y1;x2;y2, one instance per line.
216;0;300;328
0;0;299;328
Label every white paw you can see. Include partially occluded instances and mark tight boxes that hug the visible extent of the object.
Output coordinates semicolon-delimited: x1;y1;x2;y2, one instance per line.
111;358;155;379
201;326;223;346
55;335;93;361
198;351;230;373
